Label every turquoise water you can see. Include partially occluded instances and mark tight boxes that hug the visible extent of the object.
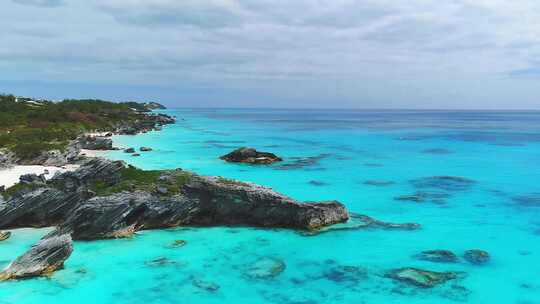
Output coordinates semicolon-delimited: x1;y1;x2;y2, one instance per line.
2;109;540;303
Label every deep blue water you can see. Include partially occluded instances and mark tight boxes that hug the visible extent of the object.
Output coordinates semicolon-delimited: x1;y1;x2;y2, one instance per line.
2;109;540;303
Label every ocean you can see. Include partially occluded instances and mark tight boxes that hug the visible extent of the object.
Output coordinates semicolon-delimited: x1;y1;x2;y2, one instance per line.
2;109;540;303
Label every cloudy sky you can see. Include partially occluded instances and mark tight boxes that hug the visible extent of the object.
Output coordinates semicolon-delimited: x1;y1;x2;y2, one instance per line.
1;0;540;109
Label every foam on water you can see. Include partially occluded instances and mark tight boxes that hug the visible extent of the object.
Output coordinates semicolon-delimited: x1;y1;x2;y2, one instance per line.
2;109;540;303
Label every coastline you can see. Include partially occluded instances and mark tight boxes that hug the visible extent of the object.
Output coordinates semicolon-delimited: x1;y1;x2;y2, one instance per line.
0;164;79;189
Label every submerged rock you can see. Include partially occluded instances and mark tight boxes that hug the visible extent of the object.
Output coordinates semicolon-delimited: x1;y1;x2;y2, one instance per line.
323;265;367;285
415;250;458;263
275;154;330;170
363;180;395;186
124;148;135;153
144;257;178;267
169;240;187;248
244;257;286;279
464;249;490;265
140;147;153;152
192;278;220;292
410;176;475;192
394;191;450;204
220;147;282;164
512;193;540;208
0;233;73;281
421;148;454;155
309;180;328;187
300;213;420;236
0;231;11;241
387;267;461;288
131;153;141;157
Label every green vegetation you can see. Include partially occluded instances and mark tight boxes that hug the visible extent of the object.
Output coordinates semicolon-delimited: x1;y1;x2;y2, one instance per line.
0;94;153;160
90;167;192;196
216;176;251;187
1;183;41;199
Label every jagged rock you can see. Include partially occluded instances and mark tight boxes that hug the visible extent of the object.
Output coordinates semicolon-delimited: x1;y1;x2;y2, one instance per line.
2;159;349;239
244;257;286;279
80;136;113;150
220;147;282;164
0;231;11;241
0;233;73;281
415;250;458;263
0;188;86;229
464;250;490;265
50;158;125;192
140;147;153;152
19;173;46;185
183;175;348;229
124;148;135;153
387;267;461;288
156;186;168;195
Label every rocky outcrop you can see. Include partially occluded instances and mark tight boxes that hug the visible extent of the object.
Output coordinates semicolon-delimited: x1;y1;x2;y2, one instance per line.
387;267;461;288
183;176;348;229
220;147;282;165
140;147;153;152
0;233;73;281
124;148;135;153
0;159;349;239
144;102;167;110
0;149;16;168
80;136;113;150
19;141;81;166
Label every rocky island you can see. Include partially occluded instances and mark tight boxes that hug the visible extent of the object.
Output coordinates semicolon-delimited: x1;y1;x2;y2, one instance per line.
220;147;283;164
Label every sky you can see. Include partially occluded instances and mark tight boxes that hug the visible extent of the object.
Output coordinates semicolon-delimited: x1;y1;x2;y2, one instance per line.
1;0;540;109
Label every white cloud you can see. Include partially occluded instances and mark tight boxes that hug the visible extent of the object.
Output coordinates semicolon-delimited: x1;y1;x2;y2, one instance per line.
1;0;540;108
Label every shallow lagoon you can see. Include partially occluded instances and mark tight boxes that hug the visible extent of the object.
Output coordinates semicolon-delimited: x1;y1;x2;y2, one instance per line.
2;109;540;303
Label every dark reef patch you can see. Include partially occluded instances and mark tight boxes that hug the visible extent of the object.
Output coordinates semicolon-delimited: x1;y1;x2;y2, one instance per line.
275;154;331;170
414;250;459;263
363;163;384;167
512;193;540;208
421;148;454;155
308;180;329;187
363;180;395;186
410;176;475;192
394;191;450;204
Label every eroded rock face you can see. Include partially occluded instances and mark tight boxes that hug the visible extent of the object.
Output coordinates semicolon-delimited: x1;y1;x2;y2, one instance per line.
220;147;282;164
1;159;349;240
387;267;461;288
0;233;73;281
183;175;348;230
